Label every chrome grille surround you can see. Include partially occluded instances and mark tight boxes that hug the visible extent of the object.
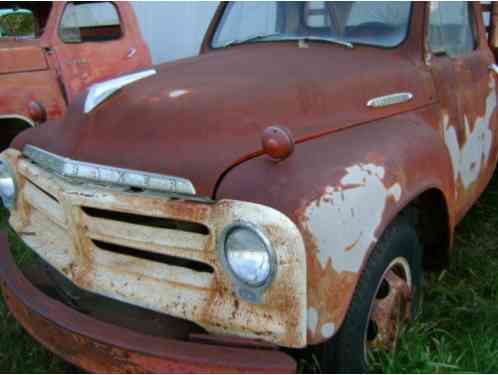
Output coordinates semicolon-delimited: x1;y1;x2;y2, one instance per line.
23;145;196;196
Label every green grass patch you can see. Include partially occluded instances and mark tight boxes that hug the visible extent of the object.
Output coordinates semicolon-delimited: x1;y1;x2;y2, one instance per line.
0;208;69;373
2;174;498;372
370;173;498;373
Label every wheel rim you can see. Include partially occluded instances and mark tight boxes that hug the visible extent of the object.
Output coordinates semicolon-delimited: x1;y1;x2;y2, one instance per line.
364;257;412;362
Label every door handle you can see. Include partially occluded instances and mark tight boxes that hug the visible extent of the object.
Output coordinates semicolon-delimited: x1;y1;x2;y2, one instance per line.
489;64;498;75
127;47;137;59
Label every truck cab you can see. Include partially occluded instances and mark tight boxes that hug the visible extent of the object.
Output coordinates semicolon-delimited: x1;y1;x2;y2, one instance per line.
1;2;497;373
0;1;151;150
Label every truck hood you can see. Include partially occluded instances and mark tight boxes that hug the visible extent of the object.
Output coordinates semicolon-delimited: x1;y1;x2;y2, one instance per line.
13;43;433;197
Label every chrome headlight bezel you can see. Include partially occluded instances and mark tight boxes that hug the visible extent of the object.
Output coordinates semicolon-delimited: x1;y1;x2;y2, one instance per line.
218;221;277;304
0;158;17;210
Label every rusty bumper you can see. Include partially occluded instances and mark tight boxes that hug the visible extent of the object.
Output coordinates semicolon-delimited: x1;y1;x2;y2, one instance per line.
0;232;297;373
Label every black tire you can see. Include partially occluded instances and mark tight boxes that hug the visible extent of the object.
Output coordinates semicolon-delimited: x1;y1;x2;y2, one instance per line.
318;211;423;373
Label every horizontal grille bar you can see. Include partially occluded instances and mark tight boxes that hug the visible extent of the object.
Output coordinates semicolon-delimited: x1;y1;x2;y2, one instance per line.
23;181;66;228
94;240;214;274
82;207;209;235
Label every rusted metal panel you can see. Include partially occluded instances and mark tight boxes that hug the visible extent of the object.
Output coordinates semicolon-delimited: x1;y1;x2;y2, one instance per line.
3;148;308;348
11;36;435;197
51;2;152;101
0;232;297;373
0;40;48;74
2;0;498;360
0;70;66;121
0;1;152;148
215;105;454;344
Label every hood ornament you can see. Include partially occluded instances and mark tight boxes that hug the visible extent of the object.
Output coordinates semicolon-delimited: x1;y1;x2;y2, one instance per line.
84;69;157;114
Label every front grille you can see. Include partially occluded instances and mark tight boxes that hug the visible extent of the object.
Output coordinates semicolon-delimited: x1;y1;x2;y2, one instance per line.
23;179;66;229
14;157;218;323
82;206;210;235
6;150;309;348
93;240;214;274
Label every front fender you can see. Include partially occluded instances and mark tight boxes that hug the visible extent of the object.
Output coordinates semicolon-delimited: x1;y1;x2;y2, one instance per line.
216;106;454;345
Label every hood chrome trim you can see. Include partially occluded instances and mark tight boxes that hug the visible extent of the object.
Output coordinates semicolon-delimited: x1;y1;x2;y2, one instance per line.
84;69;157;113
23;145;196;196
366;92;413;108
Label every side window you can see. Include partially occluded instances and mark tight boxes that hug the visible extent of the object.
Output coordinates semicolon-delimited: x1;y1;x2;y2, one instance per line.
0;9;35;39
59;2;122;43
428;1;477;57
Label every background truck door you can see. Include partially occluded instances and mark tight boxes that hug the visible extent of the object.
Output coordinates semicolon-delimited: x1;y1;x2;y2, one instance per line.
52;1;151;101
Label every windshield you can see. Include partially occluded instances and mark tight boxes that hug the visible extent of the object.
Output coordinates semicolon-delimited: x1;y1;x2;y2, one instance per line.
212;1;412;49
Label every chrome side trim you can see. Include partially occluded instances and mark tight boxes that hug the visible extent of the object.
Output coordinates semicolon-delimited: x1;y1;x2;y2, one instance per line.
366;92;414;108
23;145;196;196
84;69;156;113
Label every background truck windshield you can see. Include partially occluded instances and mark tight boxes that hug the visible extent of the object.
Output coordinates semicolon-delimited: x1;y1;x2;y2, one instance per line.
212;1;412;49
0;8;34;38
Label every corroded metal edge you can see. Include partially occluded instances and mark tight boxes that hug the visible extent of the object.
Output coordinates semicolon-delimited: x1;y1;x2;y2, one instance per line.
0;232;297;373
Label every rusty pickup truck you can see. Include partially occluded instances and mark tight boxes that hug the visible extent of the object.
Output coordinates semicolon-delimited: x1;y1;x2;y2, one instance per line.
0;1;151;151
1;1;498;373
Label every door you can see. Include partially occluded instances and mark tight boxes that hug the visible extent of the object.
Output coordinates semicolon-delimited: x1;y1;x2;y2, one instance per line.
428;1;498;218
52;1;150;101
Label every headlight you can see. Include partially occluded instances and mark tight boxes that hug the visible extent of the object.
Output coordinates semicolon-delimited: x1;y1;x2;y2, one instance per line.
219;222;276;298
0;159;16;209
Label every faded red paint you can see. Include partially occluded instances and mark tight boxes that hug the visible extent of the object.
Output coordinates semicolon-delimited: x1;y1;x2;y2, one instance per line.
0;2;151;148
1;1;498;372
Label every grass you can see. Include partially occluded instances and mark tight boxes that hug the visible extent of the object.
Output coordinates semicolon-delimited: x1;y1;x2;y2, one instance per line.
2;174;498;372
0;209;70;373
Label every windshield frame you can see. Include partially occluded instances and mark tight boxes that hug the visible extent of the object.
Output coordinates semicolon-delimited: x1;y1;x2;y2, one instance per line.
208;1;414;51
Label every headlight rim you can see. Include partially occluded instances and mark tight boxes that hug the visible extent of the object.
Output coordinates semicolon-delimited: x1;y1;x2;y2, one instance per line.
218;221;277;302
0;158;17;210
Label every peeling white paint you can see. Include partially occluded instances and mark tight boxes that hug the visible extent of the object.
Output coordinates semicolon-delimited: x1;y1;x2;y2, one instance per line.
443;76;497;190
307;307;319;334
169;89;189;98
321;322;336;338
5;149;309;348
303;163;401;273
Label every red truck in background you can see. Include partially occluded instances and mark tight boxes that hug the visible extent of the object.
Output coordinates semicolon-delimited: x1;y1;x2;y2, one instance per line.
0;1;151;150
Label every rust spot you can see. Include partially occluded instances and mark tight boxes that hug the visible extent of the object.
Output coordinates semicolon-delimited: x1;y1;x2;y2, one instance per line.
344;233;362;252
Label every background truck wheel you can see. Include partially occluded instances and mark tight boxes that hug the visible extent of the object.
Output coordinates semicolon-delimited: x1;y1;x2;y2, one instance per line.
318;212;423;373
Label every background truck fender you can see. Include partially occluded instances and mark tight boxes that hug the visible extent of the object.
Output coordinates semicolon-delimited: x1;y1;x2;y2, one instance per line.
216;107;455;345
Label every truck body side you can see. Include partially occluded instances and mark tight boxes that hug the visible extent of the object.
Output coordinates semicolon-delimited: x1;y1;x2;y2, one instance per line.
0;1;151;150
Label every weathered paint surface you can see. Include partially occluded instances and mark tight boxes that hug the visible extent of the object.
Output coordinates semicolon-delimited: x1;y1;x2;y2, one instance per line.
443;75;497;192
3;148;307;348
0;2;151;148
2;1;498;362
0;231;297;373
300;163;402;342
303;164;401;273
